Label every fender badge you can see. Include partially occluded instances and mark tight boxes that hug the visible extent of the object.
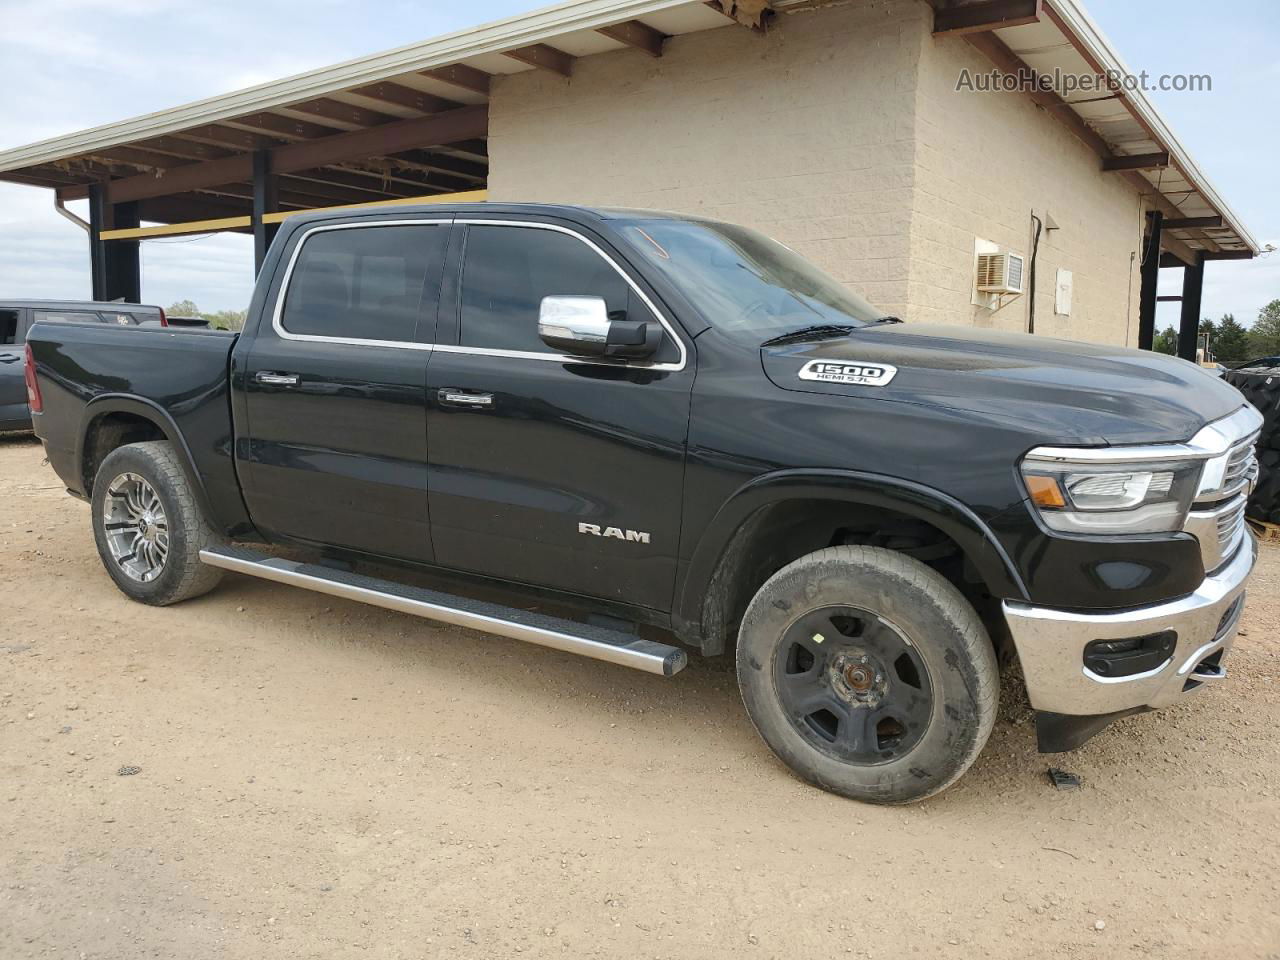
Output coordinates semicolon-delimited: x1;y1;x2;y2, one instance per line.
798;359;897;387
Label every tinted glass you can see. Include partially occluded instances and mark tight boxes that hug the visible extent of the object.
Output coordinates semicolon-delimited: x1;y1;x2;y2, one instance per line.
281;225;445;342
616;218;887;343
459;225;631;353
0;310;18;345
99;311;141;325
35;310;103;325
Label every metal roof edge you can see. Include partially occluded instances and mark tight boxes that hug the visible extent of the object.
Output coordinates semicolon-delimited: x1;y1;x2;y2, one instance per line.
1048;0;1260;254
0;0;697;174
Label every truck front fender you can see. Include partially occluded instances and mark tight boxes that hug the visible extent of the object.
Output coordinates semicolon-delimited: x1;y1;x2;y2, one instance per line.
673;469;1029;654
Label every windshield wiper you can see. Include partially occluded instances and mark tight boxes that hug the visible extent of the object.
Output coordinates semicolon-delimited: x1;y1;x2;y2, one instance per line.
760;324;856;346
869;315;904;325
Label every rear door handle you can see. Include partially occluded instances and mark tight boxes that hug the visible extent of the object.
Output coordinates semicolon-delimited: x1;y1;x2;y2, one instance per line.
438;388;493;408
255;371;300;387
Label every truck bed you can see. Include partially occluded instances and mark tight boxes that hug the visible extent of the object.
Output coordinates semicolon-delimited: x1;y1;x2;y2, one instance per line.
26;321;244;528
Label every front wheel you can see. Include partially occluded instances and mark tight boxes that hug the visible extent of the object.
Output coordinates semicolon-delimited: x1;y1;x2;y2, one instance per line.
736;545;998;803
90;440;224;606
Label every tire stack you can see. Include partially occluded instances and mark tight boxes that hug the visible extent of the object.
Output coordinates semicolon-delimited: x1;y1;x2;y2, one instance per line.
1225;362;1280;523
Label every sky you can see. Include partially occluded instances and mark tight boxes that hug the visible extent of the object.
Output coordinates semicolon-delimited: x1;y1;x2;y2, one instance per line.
0;0;1275;324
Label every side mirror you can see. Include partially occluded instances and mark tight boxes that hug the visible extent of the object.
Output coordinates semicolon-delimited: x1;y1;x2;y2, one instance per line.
538;296;661;360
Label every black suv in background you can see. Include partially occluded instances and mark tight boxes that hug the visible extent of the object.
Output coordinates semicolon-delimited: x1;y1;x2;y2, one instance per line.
0;299;165;430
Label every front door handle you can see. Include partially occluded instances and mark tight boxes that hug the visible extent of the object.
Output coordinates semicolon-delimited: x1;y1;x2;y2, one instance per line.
255;371;300;387
438;388;494;408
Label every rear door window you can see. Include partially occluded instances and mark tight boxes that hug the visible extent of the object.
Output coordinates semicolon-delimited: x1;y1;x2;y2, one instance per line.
279;224;447;344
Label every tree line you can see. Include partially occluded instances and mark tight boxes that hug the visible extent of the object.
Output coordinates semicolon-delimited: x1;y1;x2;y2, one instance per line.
1153;299;1280;363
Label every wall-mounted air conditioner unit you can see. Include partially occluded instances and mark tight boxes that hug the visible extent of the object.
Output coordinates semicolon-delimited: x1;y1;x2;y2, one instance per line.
975;251;1026;295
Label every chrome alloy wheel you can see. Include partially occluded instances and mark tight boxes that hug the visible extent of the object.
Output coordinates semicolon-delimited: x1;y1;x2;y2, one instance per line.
102;472;169;582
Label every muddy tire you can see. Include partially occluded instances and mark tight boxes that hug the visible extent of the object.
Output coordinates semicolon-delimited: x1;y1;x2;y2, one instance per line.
90;440;223;605
736;546;998;804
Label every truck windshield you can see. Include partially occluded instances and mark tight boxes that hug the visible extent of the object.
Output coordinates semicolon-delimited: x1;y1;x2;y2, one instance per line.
615;218;886;342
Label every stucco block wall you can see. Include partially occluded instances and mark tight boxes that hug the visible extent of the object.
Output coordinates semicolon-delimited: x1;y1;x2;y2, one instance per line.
908;25;1145;344
488;0;1146;345
487;0;928;317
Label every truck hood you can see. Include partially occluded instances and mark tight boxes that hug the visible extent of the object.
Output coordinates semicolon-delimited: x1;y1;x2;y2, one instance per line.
761;323;1245;445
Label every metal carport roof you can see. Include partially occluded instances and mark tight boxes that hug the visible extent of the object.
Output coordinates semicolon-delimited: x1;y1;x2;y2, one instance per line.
0;0;1258;260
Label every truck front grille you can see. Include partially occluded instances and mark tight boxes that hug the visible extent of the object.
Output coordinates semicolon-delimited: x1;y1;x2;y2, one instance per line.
1221;436;1259;496
1185;423;1258;574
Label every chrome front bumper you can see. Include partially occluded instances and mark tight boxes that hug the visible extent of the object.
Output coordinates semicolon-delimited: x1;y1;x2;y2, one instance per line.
1003;536;1255;716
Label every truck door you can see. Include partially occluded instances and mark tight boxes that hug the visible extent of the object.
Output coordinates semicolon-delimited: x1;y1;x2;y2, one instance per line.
425;220;694;611
0;308;26;426
237;219;448;563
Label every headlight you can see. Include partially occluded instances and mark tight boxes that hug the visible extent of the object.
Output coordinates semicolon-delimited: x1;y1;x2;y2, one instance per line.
1020;456;1203;535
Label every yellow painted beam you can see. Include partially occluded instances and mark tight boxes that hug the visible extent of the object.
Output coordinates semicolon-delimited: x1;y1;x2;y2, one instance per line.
261;189;487;224
100;215;251;240
98;190;488;240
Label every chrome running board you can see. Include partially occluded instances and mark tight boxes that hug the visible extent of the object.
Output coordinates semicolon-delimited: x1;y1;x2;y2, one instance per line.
199;545;687;676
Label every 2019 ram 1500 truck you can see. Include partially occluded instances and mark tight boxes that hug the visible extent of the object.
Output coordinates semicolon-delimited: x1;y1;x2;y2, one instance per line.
24;204;1259;803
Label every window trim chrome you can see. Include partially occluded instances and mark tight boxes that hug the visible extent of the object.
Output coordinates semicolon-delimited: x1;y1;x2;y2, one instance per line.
270;218;451;352
444;218;689;372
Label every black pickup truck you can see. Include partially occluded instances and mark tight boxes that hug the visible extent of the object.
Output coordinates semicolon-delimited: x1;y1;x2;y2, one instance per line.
25;204;1260;803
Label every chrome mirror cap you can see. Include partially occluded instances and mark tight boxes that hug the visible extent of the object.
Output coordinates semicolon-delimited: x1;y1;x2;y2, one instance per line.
539;296;611;355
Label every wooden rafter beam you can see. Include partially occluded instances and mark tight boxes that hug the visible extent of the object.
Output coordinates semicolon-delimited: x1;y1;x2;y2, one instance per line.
504;43;574;77
1163;216;1223;230
274;175;416;204
442;139;488;160
101;104;487;204
962;31;1112;157
1102;152;1170;172
130;135;235;162
383;151;487;182
347;81;463;114
281;96;401;129
270;106;487;175
1202;250;1254;261
420;64;491;96
596;19;667;57
173;124;279;152
957;30;1213;263
932;0;1041;37
703;0;773;30
294;165;441;195
80;144;189;170
226;112;344;140
1;171;80;189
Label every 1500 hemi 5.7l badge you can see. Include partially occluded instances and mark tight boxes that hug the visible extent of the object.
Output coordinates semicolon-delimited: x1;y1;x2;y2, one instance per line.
798;359;898;386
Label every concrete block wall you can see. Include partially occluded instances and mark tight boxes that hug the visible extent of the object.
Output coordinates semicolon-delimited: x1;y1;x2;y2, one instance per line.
488;0;1147;345
487;0;928;318
908;24;1146;345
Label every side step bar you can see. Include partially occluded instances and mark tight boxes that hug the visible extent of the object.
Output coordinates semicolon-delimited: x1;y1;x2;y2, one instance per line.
199;545;687;677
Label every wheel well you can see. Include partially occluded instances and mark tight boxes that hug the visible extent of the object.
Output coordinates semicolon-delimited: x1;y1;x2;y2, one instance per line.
697;499;1010;659
82;412;166;493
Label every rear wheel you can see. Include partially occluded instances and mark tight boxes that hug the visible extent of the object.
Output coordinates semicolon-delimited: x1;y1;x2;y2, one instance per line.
736;546;998;803
90;440;223;605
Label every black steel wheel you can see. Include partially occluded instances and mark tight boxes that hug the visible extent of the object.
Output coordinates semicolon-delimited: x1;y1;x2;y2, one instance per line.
737;545;998;804
775;606;933;765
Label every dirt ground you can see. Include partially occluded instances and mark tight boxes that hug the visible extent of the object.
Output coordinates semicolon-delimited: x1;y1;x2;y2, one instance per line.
1;433;1278;960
